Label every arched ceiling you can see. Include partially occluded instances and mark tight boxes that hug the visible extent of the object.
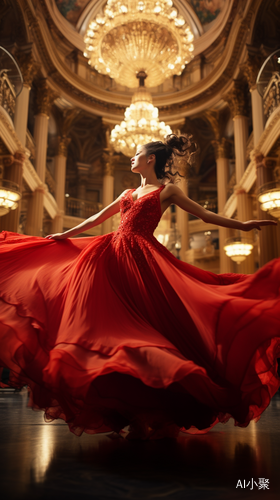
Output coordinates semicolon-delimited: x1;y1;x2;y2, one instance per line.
54;0;225;30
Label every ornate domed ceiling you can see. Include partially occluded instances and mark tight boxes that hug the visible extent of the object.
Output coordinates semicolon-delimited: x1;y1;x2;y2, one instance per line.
54;0;225;30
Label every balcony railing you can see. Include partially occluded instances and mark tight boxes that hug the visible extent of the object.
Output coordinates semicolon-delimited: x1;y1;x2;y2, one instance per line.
263;72;280;119
0;69;16;120
65;197;102;219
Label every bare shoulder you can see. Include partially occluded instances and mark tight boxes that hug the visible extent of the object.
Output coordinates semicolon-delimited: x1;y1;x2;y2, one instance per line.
118;189;131;200
162;182;183;200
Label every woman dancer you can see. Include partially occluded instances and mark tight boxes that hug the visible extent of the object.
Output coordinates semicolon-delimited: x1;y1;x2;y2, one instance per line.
0;134;279;440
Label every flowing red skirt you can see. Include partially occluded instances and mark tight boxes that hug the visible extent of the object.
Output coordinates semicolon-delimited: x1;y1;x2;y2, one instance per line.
0;230;279;439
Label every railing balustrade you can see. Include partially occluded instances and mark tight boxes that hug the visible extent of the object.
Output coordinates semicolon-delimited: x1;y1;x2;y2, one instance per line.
0;69;16;120
65;197;102;219
263;72;280;119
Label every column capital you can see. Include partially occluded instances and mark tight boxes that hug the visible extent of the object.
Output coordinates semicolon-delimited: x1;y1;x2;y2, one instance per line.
241;56;263;91
34;79;58;116
223;80;249;118
102;149;115;176
15;51;38;89
57;136;71;157
212;138;232;160
241;45;265;90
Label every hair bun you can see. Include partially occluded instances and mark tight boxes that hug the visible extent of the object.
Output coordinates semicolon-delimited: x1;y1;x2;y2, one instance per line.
143;133;197;183
164;134;195;156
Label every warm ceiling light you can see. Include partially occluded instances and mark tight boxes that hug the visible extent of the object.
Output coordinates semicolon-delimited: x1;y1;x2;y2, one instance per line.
258;182;280;219
0;180;21;216
224;237;253;264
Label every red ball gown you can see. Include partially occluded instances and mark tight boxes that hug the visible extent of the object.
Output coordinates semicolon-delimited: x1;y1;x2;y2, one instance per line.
0;185;280;439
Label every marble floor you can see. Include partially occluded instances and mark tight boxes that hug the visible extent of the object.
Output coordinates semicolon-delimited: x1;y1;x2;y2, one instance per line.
0;388;279;500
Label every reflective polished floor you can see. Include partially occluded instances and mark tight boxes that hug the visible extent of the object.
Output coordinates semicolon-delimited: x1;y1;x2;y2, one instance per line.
0;388;279;500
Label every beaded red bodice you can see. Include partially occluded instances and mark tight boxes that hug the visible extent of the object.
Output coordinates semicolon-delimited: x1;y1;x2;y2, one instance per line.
114;185;166;241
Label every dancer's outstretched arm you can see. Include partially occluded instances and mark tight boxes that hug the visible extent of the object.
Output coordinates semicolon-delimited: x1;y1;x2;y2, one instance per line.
165;184;277;231
45;190;130;239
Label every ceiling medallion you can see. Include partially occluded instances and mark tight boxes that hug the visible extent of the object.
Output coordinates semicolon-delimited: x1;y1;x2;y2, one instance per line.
110;71;172;157
84;0;194;88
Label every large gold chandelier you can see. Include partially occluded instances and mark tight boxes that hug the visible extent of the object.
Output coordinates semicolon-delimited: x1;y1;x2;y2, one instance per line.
110;72;172;157
84;0;194;88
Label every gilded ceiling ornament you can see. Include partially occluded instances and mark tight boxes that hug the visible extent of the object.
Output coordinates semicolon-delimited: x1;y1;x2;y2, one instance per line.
84;0;194;88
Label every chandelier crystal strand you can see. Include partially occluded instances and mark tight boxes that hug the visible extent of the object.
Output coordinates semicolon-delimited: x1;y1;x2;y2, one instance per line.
224;237;254;264
84;0;194;88
110;72;172;157
0;179;21;216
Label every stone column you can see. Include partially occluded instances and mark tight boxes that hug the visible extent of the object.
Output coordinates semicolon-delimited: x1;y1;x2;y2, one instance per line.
102;150;114;235
242;49;265;147
14;51;36;147
254;153;278;266
212;138;234;273
0;52;36;233
224;81;255;273
25;80;55;236
52;136;71;233
0;148;27;232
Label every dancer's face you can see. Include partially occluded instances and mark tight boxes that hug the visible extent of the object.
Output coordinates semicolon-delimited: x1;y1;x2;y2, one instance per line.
130;146;154;174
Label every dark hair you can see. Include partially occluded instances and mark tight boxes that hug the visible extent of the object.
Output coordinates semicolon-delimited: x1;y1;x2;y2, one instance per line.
143;134;196;182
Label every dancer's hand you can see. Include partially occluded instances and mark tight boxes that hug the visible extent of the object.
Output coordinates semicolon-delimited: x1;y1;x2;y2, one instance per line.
45;233;68;240
242;220;278;231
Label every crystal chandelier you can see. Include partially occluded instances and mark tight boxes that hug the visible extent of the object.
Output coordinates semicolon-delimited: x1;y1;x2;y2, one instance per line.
110;72;172;157
224;237;253;264
84;0;194;88
257;182;280;219
0;180;21;216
